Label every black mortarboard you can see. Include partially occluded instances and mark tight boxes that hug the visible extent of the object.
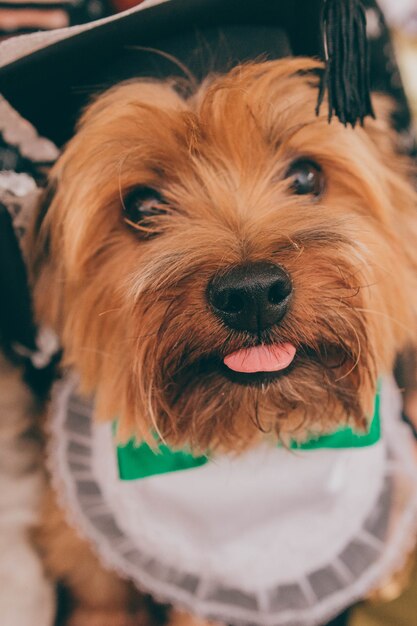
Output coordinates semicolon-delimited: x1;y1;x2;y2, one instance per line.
1;0;411;148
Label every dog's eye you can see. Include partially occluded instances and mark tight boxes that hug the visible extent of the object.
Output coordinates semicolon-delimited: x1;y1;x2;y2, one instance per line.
123;187;168;235
285;159;324;197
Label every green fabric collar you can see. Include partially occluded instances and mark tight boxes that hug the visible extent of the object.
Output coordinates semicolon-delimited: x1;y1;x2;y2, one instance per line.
116;389;381;481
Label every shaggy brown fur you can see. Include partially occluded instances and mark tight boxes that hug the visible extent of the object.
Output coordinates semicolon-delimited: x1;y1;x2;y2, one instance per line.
30;58;417;625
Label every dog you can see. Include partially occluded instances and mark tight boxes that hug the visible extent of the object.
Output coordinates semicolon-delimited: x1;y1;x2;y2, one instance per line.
28;58;417;626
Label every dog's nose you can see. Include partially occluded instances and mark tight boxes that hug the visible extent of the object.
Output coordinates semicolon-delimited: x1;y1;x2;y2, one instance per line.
208;262;292;332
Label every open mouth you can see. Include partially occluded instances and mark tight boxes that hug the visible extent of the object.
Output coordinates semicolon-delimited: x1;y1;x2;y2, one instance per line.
221;343;297;386
174;343;347;390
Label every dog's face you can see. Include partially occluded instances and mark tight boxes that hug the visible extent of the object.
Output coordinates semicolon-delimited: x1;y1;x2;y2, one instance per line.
31;58;417;451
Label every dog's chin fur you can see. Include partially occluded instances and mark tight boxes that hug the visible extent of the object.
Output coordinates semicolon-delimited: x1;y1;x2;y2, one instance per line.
30;58;417;453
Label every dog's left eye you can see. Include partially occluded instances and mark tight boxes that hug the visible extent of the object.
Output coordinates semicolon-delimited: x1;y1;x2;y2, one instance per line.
285;159;324;197
123;187;168;234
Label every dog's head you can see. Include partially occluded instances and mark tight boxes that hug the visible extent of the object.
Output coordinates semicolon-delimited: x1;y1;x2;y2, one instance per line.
30;58;417;451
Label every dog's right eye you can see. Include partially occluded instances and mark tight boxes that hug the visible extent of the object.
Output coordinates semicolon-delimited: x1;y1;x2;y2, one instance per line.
285;159;324;197
123;187;168;236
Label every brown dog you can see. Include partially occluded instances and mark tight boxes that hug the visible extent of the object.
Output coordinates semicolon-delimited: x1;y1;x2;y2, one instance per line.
29;58;417;626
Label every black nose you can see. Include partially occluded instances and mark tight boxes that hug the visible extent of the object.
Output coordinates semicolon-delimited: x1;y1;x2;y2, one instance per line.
208;262;292;332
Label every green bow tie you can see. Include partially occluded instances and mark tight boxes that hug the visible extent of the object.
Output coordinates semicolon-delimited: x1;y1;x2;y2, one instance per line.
116;389;381;481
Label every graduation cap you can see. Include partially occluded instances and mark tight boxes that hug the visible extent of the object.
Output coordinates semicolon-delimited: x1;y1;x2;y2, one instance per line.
1;0;412;149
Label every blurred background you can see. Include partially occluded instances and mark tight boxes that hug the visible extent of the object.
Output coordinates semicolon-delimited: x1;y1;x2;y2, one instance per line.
378;0;417;120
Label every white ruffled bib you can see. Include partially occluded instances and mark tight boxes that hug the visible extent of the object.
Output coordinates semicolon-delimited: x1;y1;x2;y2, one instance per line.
49;375;417;626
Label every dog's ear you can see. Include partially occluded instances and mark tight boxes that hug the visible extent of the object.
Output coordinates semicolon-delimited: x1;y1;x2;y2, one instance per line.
361;96;414;163
28;176;69;335
363;98;417;344
29;178;57;276
358;97;417;213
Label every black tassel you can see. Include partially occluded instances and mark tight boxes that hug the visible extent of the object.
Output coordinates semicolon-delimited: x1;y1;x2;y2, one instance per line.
316;0;375;127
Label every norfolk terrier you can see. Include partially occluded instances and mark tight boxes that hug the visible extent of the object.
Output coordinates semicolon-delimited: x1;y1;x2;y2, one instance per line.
29;58;417;626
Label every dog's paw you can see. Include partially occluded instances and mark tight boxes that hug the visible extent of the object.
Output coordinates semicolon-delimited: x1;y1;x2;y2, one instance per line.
68;608;150;626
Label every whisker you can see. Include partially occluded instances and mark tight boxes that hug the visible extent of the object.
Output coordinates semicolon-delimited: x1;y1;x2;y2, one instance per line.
126;45;198;89
98;307;123;317
352;307;412;333
146;373;168;446
332;315;362;382
121;332;159;343
77;346;119;358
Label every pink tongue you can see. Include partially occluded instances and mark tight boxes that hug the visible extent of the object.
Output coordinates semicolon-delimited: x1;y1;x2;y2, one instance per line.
224;343;296;374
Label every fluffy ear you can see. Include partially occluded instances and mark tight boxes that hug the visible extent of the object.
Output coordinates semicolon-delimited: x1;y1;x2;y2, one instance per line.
364;98;417;351
28;176;69;336
28;178;57;278
362;95;415;170
362;96;417;229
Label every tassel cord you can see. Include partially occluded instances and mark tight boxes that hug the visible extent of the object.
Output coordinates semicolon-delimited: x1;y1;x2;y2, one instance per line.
317;0;375;127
